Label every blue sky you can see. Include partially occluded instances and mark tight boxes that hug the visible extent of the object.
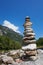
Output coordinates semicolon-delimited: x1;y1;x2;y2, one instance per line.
0;0;43;39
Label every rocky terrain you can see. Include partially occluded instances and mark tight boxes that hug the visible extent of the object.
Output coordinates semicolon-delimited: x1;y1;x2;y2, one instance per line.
0;49;43;65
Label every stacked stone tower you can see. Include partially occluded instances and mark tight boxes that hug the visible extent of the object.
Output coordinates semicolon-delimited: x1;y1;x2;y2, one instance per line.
22;16;37;60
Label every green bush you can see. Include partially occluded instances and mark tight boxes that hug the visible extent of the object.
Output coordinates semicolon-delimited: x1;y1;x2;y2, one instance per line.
0;35;22;50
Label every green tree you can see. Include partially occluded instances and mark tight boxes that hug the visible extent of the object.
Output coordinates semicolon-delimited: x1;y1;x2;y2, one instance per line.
14;41;22;49
0;35;22;50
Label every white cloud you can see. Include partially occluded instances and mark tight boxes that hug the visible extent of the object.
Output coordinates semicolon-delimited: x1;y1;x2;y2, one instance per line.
2;20;21;33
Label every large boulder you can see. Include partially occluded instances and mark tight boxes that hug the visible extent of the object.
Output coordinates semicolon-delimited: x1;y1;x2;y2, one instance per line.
8;50;20;59
0;55;14;64
8;50;25;59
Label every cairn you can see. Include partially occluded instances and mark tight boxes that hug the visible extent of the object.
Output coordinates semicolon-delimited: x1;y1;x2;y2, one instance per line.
22;16;37;60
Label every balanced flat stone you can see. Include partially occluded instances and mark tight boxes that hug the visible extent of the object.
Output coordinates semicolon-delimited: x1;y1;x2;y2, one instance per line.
22;44;37;50
24;40;36;43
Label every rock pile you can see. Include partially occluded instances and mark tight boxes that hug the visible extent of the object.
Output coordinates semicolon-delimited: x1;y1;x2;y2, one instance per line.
22;16;37;60
0;50;24;65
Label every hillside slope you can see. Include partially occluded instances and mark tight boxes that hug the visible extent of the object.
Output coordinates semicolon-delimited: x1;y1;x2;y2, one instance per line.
0;25;23;44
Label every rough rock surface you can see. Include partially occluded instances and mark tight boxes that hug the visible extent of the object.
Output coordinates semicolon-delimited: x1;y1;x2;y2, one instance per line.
0;49;43;65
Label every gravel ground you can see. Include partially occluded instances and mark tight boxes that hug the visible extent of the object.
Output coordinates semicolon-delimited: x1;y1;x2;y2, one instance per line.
17;51;43;65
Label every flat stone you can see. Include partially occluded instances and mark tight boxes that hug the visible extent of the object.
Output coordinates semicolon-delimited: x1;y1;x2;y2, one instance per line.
22;44;37;50
29;56;38;60
15;58;23;63
25;50;37;56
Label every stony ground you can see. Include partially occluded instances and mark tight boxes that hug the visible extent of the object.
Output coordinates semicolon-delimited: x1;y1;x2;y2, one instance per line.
0;49;43;65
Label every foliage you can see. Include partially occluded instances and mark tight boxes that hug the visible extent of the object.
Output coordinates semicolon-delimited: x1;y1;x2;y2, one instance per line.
0;35;22;50
36;37;43;47
14;41;22;49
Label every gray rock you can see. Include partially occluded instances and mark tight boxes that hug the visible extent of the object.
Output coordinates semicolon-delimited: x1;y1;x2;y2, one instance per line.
0;55;14;64
8;50;19;56
37;49;43;54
